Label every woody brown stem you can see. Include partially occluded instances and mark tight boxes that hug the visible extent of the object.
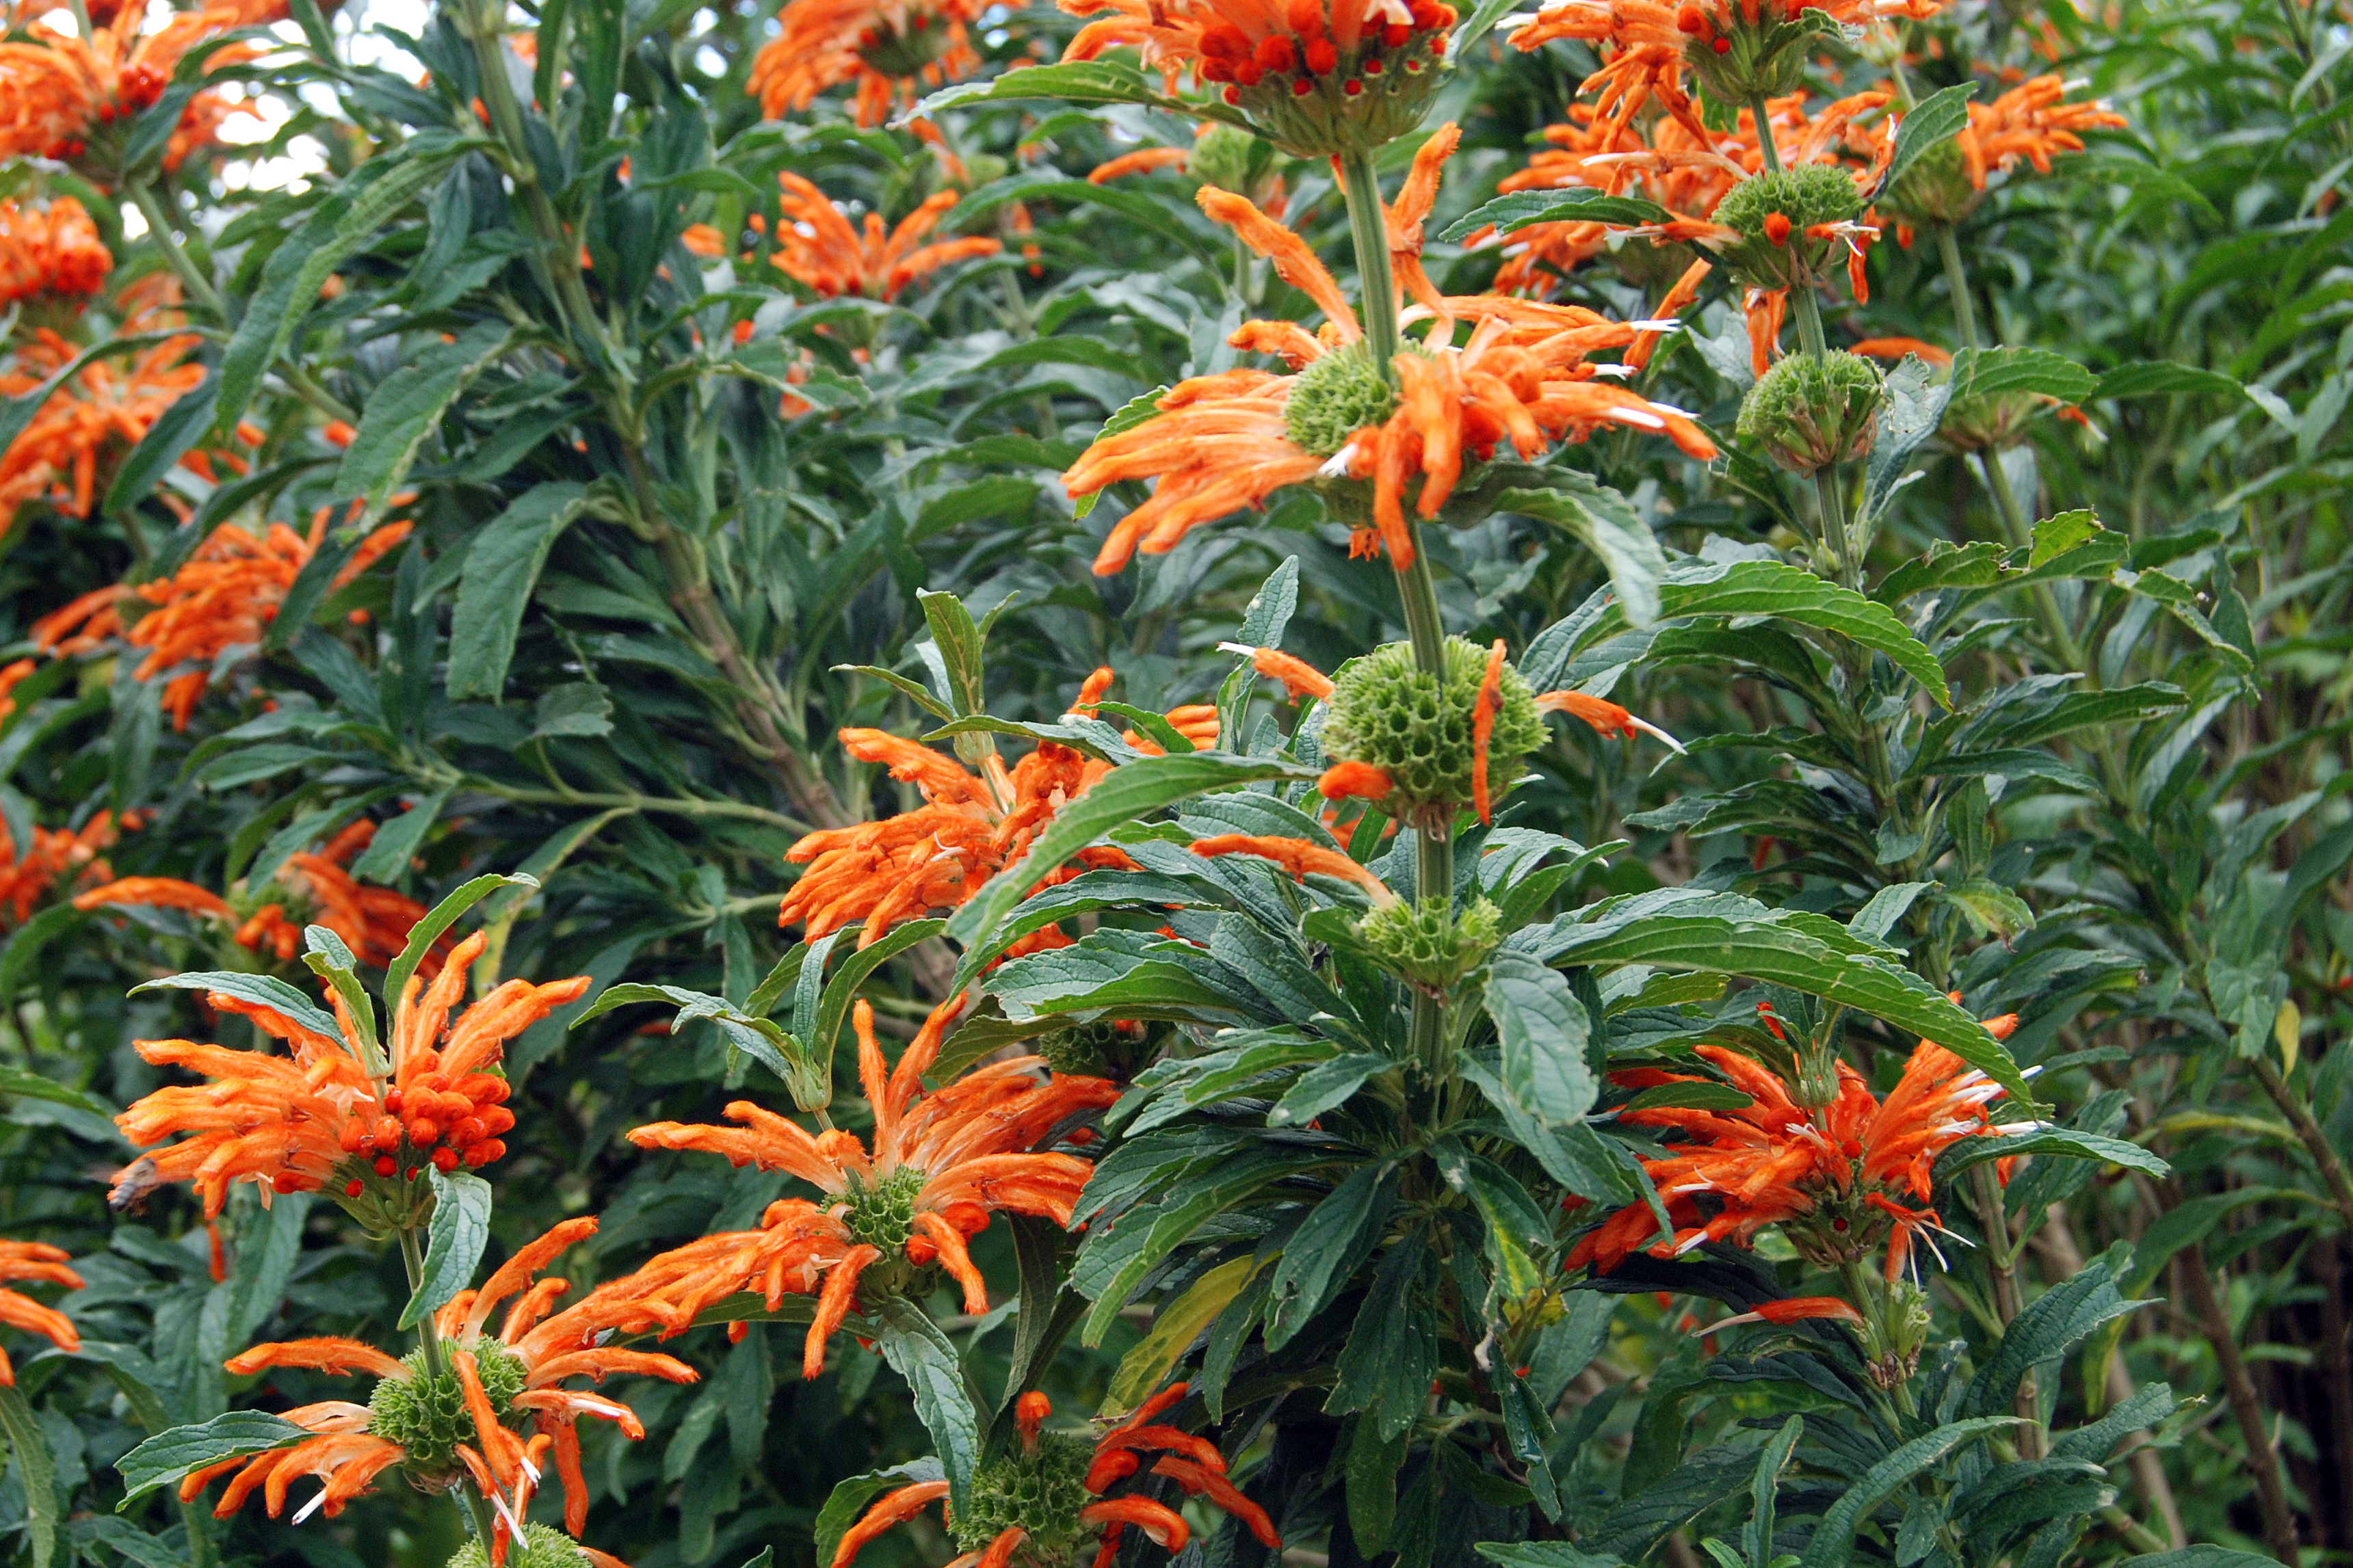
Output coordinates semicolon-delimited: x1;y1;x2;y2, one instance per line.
2177;1238;2301;1561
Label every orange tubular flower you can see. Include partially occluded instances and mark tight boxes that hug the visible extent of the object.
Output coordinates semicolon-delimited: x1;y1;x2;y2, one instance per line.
834;1383;1280;1568
30;505;412;728
1066;164;1713;575
1222;642;1335;701
623;995;1118;1379
1958;74;2124;189
1192;834;1398;905
1708;1295;1863;1329
1566;1041;2029;1284
0;324;203;537
770;175;1000;302
1317;759;1393;801
189;1219;693;1541
1090;146;1193;183
1850;336;1952;367
113;931;588;1216
0;0;250;164
748;0;982;128
0;1241;82;1385
0;197;111;304
1535;687;1685;752
0;810;124;927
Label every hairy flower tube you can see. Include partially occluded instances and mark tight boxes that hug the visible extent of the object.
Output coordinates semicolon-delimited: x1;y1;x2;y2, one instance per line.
112;933;588;1217
748;0;982;127
76;818;447;972
621;994;1117;1379
185;1218;691;1544
1064;147;1715;574
767;175;1001;302
1566;1040;2027;1284
0;1240;82;1384
833;1384;1281;1568
1063;0;1458;159
0;196;112;304
1879;73;2125;239
31;505;412;728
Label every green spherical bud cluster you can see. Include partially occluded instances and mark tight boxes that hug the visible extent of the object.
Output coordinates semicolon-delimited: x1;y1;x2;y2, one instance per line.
449;1523;591;1568
1736;351;1885;475
1037;1018;1160;1080
1319;638;1547;819
1710;165;1866;293
951;1433;1097;1558
844;1164;928;1252
1681;7;1834;107
1357;894;1502;993
1189;124;1280;206
1934;386;2040;454
854;10;951;77
368;1346;528;1483
1285;341;1399;459
1876;137;1982;228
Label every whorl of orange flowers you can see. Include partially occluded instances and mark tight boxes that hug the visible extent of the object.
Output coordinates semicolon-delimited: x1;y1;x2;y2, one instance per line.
747;0;982;127
0;323;204;535
113;932;589;1215
622;993;1118;1379
779;669;1161;948
189;1217;692;1545
0;197;112;304
31;503;413;729
75;817;448;972
1065;134;1715;574
1567;1039;2027;1284
0;0;254;165
833;1383;1281;1568
0;809;125;927
0;1241;83;1385
768;174;1000;302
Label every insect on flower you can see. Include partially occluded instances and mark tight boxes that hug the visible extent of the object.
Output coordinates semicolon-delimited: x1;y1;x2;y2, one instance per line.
0;1241;82;1384
112;932;588;1217
831;1383;1281;1568
620;993;1117;1379
185;1217;686;1550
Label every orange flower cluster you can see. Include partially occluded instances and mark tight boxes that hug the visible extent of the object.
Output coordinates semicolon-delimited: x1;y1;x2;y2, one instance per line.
0;197;112;304
0;809;124;927
114;932;588;1214
623;993;1118;1379
187;1217;685;1552
1067;132;1715;574
75;818;447;972
1960;75;2124;186
0;1240;82;1385
1567;1039;2024;1283
33;505;413;729
836;1383;1281;1568
0;0;255;167
0;323;204;535
747;0;982;127
767;175;1000;302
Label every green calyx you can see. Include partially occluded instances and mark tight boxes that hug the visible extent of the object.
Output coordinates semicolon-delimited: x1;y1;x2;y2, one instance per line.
448;1523;592;1568
1319;637;1547;817
367;1346;528;1484
1037;1018;1161;1080
1358;894;1501;993
1711;165;1866;292
855;10;950;78
1285;340;1400;458
951;1433;1097;1558
1737;351;1884;475
843;1163;928;1252
1189;124;1282;207
1681;6;1837;105
1876;136;1982;228
1934;386;2042;454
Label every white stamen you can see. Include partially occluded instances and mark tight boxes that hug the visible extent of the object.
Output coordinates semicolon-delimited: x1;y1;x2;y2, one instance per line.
518;1451;542;1485
1319;443;1360;479
1493;11;1540;27
1626;715;1687;754
486;1485;529;1542
1990;1119;2047;1135
292;1489;331;1526
1627;319;1683;332
1601;408;1666;429
1672;1230;1711;1255
1589;363;1635;378
2062;76;2089;90
1216;641;1258;658
1644;400;1696;417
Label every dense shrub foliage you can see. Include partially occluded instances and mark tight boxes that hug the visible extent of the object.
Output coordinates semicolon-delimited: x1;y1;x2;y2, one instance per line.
0;0;2348;1566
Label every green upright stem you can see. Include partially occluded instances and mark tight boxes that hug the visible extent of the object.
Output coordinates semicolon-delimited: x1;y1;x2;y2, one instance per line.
1932;224;1981;351
398;1225;505;1547
129;182;227;320
1337;144;1451;1065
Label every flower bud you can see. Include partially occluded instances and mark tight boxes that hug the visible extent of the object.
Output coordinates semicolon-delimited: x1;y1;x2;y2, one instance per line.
1202;3;1458;159
1357;894;1502;994
1188;122;1283;207
1737;351;1885;475
1711;165;1867;293
1284;338;1401;458
1876;136;1983;229
1677;1;1837;107
1319;637;1547;822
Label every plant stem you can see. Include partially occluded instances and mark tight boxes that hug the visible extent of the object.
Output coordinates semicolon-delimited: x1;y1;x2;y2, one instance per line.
1337;144;1451;1066
2176;1238;2302;1562
2254;1054;2353;1235
1933;224;1981;351
1968;1162;2042;1458
128;182;228;320
399;1225;506;1550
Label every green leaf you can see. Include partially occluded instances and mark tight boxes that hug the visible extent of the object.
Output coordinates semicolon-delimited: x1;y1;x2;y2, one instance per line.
2090;362;2245;401
446;483;592;700
0;905;89;1009
917;589;990;717
1108;1255;1255;1412
131;971;341;1041
0;1384;57;1568
813;1460;945;1568
1348;1407;1412;1553
1486;951;1596;1125
1499;481;1667;627
1964;1266;2138;1420
1881;83;1978;198
398;1168;492;1329
1950;345;2097;406
196;743;327;790
1438;188;1674;243
570;983;803;1087
104;368;220;516
383;873;537;1020
1797;1418;2018;1568
869;1299;982;1517
116;1411;311;1504
2114;1551;2278;1568
803;919;949;1110
906;59;1244;126
0;1062;103;1114
1934;1128;2168;1184
1265;1161;1399;1349
302;926;383;1074
945;752;1312;976
1746;1416;1803;1568
332;323;512;511
348;788;450;886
